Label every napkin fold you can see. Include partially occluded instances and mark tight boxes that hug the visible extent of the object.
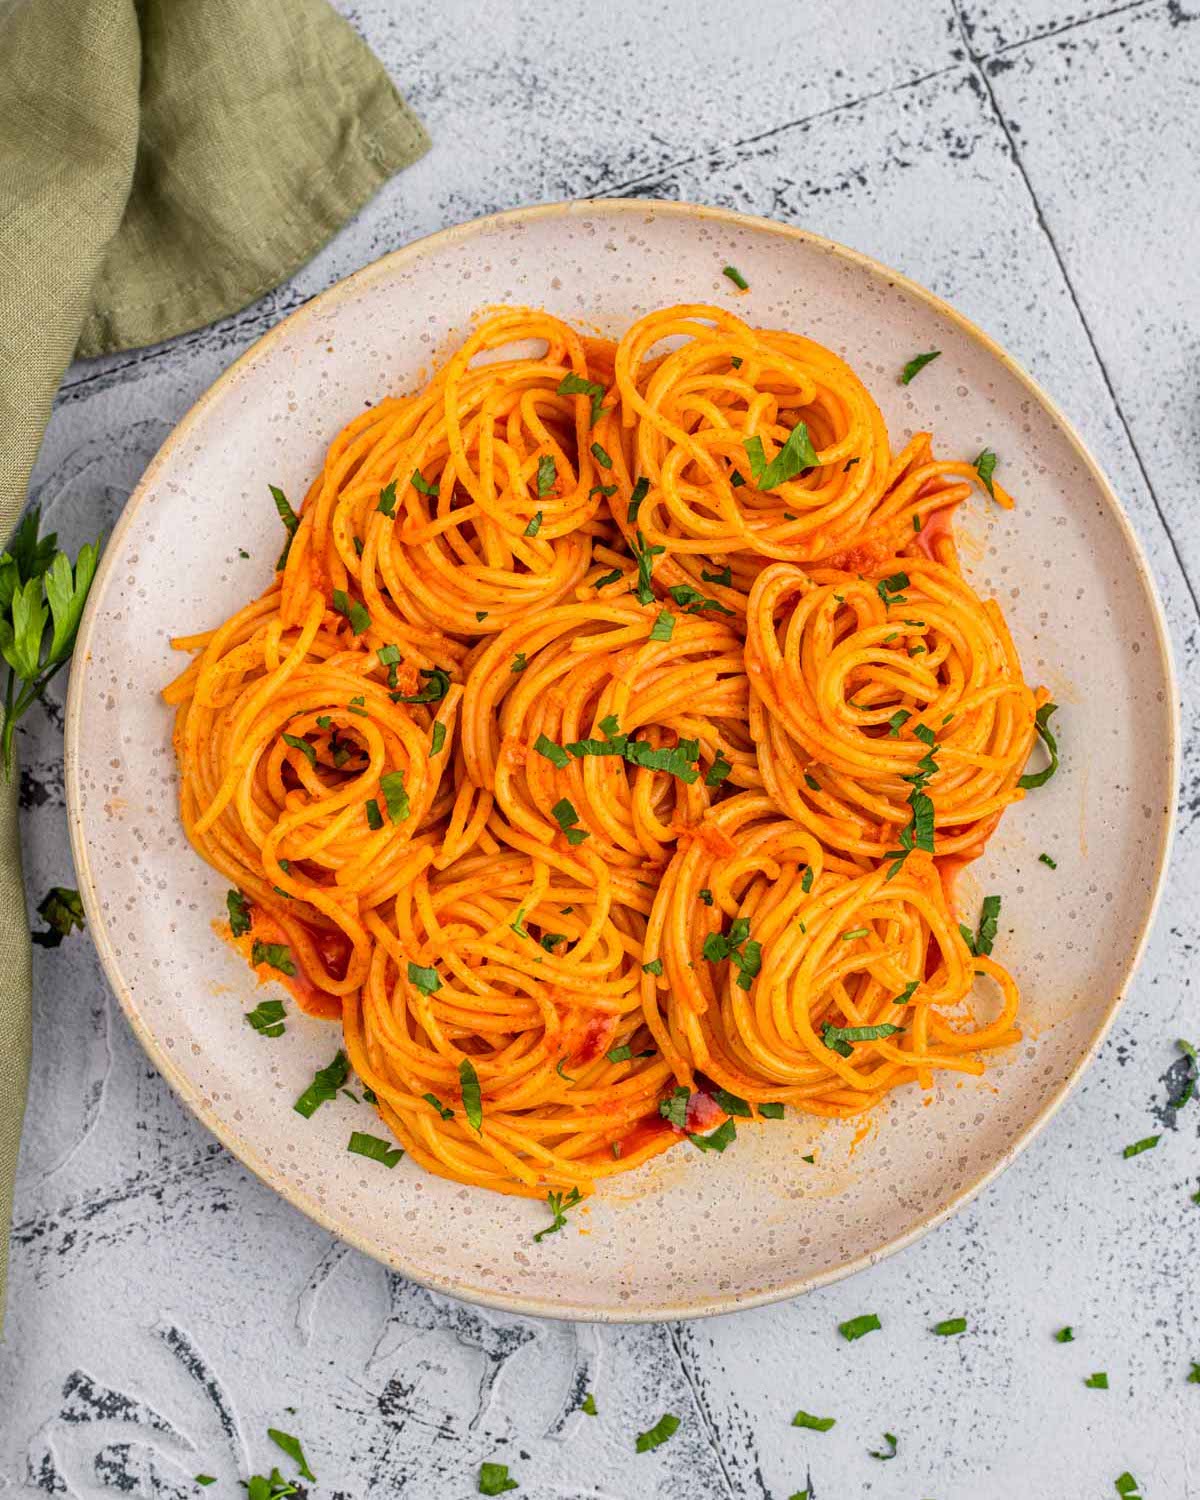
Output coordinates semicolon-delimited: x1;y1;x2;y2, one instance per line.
0;0;428;1324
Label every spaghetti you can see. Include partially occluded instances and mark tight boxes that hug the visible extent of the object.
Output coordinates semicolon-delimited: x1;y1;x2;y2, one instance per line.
166;303;1051;1205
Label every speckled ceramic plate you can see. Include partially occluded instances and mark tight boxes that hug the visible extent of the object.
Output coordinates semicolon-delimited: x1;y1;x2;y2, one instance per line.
65;200;1177;1322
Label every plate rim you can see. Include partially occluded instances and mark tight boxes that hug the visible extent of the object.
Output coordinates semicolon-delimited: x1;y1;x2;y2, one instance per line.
64;196;1181;1323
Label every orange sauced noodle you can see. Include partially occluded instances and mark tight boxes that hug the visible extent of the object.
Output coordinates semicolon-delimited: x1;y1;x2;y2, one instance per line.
165;303;1052;1206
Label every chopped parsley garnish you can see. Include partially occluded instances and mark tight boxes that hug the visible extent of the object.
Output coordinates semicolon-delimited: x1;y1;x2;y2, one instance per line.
534;733;569;767
251;940;296;977
246;1468;296;1499
689;1117;737;1153
523;510;543;538
551;796;589;845
730;469;746;487
635;1413;681;1453
380;770;409;822
591;441;613;469
701;564;733;588
391;665;451;703
430;720;447;756
701;915;761;990
887;710;911;738
1123;1135;1160;1158
555;1058;574;1086
267;1429;315;1482
844;457;861;472
838;1313;881;1342
869;1431;899;1461
270;485;299;570
536;454;557;498
423;1092;454;1120
532;1185;582;1243
478;1460;519;1495
705;749;732;787
365;799;383;830
698;888;714;905
659;1085;690;1129
1039;851;1057;868
1055;1326;1075;1342
1019;701;1060;789
742;420;819;490
643;957;664;976
932;1317;967;1336
581;1393;598;1415
558;372;606;425
196;1477;216;1487
960;894;1001;957
876;571;909;606
281;732;316;768
1084;1372;1109;1389
1115;1474;1142;1499
822;1022;903;1058
759;1101;785;1119
410;469;438;497
227;889;251;937
331;588;370;636
459;1058;483;1131
668;582;734;616
841;927;869;941
407;961;441;995
631;529;665;604
378;643;402;690
347;695;368;717
348;1131;403;1168
376;481;398;518
476;610;489;621
511;651;528;673
649;608;675;642
294;1050;350;1117
975;447;998;499
900;350;941;384
628;476;650;523
245;999;286;1037
593;567;623;588
792;1410;836;1432
722;264;749;290
712;1089;751;1117
1188;1362;1200;1384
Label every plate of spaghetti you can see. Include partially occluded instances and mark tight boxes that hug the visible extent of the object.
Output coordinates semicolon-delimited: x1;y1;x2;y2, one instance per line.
66;200;1176;1320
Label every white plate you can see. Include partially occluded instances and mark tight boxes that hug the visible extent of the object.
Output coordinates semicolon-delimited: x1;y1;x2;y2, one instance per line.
65;200;1178;1321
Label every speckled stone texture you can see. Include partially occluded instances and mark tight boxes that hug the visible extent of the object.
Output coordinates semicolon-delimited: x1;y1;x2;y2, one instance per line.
2;2;1198;1497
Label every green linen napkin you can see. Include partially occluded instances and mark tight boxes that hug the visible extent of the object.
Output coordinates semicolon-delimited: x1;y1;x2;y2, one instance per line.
0;0;428;1324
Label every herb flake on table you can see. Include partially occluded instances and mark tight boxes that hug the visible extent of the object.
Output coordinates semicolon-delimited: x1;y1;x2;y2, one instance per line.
635;1413;681;1452
792;1409;835;1432
31;885;85;947
1123;1135;1160;1158
478;1460;519;1494
838;1312;881;1342
267;1428;315;1482
932;1317;967;1336
900;350;941;384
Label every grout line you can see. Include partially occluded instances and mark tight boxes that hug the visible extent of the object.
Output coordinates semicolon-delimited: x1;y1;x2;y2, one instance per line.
951;0;1200;626
600;63;963;198
666;1323;763;1500
980;0;1159;60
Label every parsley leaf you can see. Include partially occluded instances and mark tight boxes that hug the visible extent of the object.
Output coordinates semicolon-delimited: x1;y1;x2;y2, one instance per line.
838;1313;881;1341
551;796;589;845
534;733;569;768
536;454;557;498
226;889;252;937
659;1086;690;1129
31;885;85;948
348;1131;404;1167
270;485;300;570
459;1058;483;1132
631;529;665;604
245;999;286;1037
628;476;650;523
975;448;998;499
1055;1326;1075;1343
423;1092;453;1120
668;582;734;616
822;1022;902;1058
294;1050;349;1117
591;441;613;469
722;264;749;290
533;1185;582;1243
267;1429;315;1482
1123;1135;1160;1158
869;1431;899;1461
408;961;441;995
478;1461;519;1495
932;1317;967;1336
635;1413;681;1453
557;372;606;426
430;720;447;756
1084;1372;1109;1389
1019;701;1060;789
649;608;675;642
701;564;733;587
742;420;819;490
411;469;439;497
689;1117;737;1153
792;1410;836;1432
391;665;451;703
900;350;941;384
331;589;370;636
282;732;316;768
524;511;543;538
251;940;296;977
380;770;409;823
581;1393;598;1415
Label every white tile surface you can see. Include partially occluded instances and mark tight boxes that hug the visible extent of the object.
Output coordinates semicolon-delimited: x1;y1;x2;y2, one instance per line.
4;2;1199;1497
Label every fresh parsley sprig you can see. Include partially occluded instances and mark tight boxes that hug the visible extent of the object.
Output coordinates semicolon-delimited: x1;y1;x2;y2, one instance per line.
1;509;101;777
